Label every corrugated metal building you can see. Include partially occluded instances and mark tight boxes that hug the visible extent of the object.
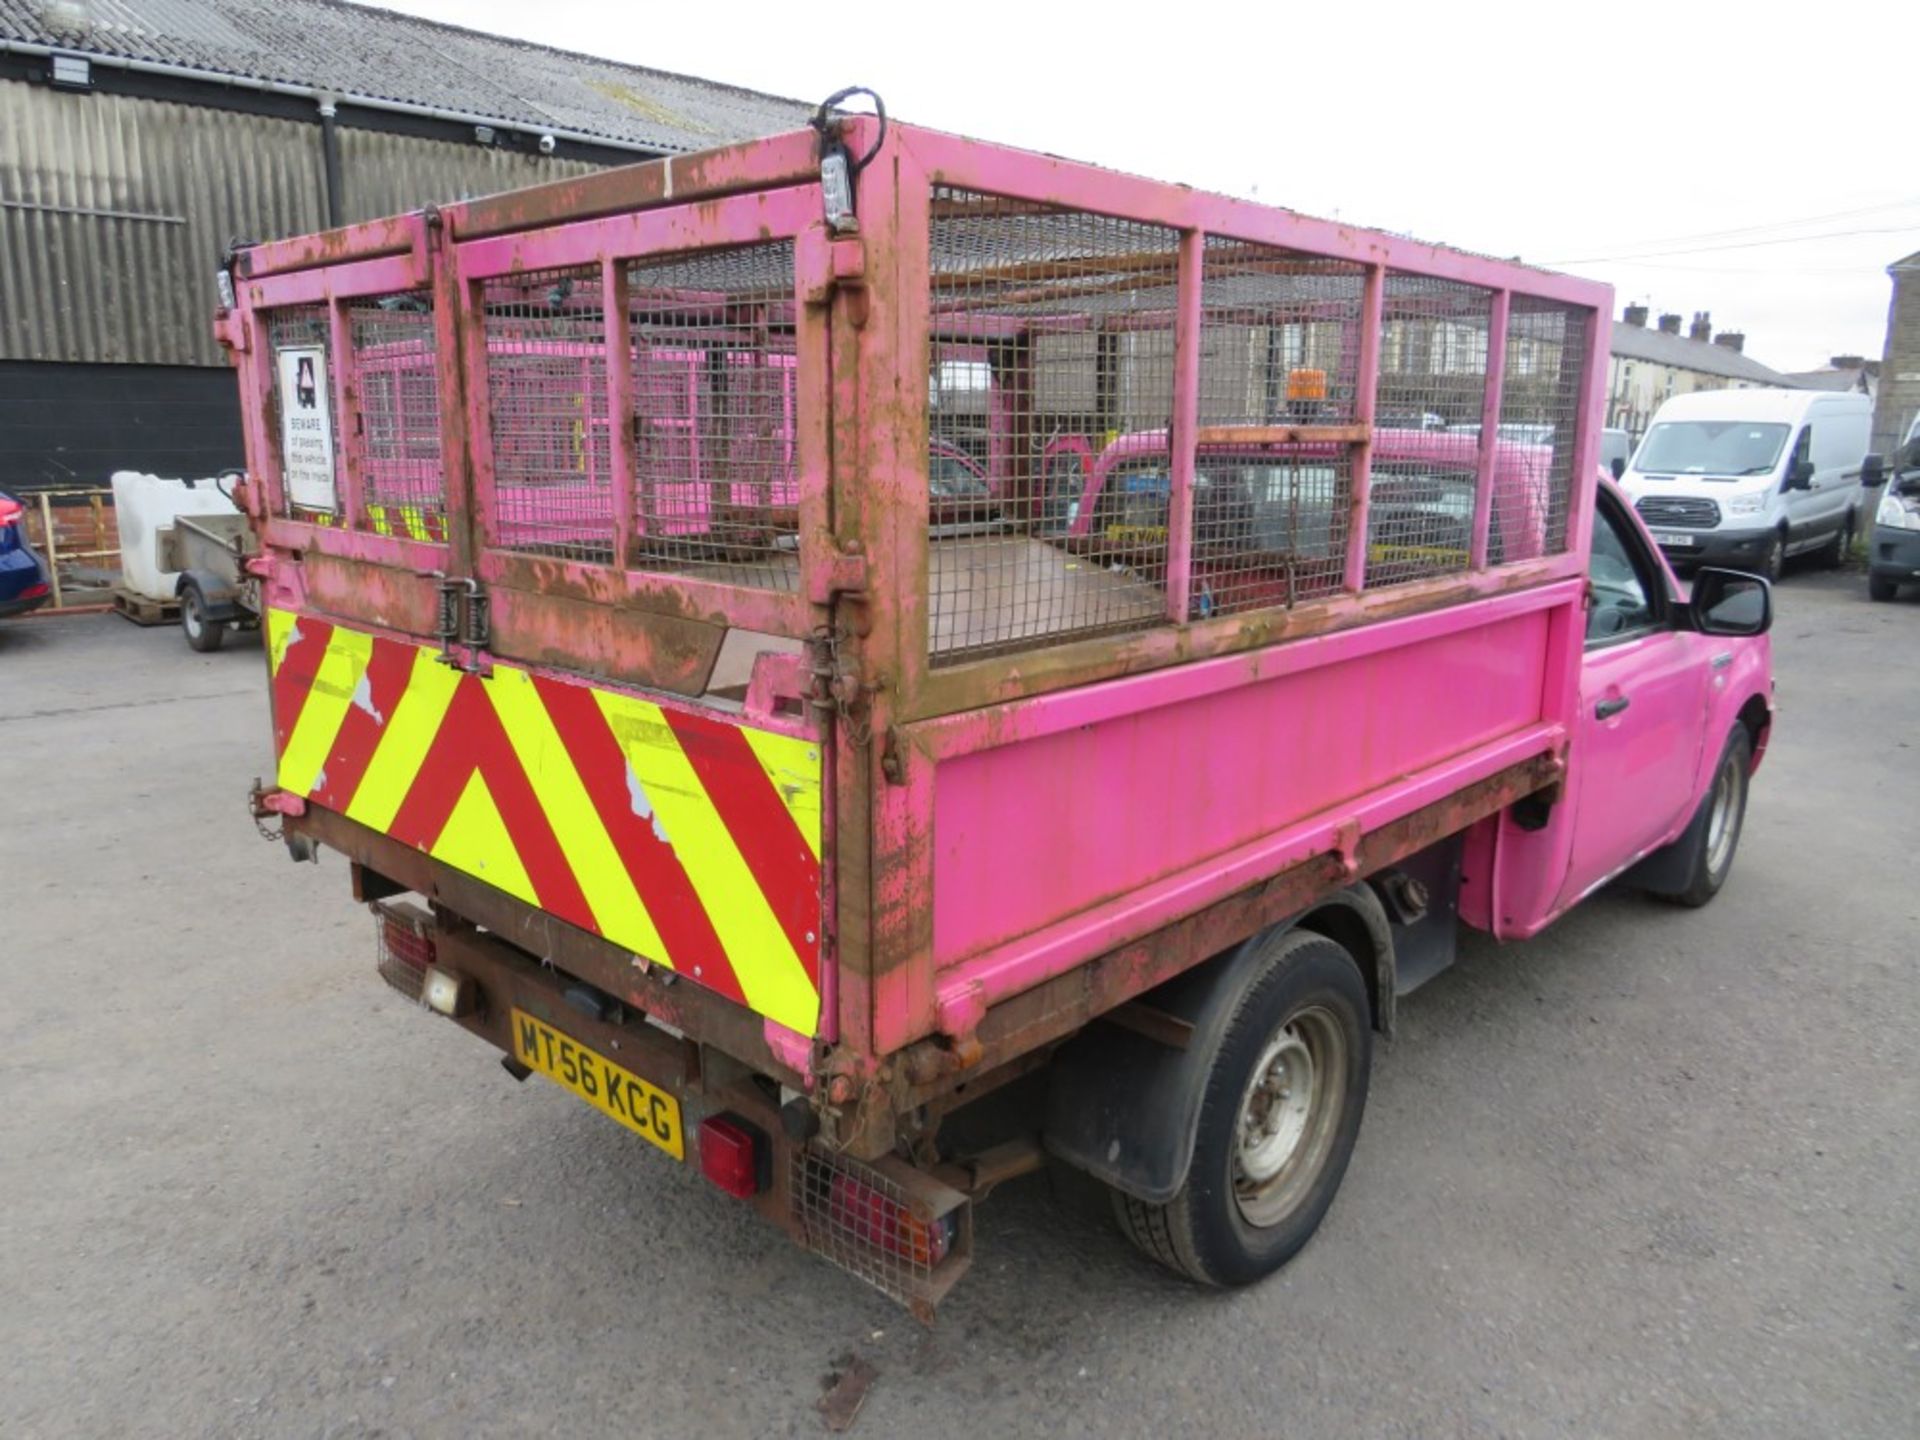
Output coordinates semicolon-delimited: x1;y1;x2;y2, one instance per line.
0;0;809;489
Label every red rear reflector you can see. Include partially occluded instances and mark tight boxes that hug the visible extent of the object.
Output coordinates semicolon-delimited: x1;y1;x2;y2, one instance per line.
21;581;50;599
698;1114;768;1198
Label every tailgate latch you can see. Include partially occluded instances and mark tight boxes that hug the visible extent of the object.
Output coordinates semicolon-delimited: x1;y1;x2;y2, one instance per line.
430;575;491;674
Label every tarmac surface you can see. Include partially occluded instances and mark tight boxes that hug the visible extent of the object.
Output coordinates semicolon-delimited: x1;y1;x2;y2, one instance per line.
3;570;1915;1438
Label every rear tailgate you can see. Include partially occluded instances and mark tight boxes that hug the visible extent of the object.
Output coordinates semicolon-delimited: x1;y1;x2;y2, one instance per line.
228;162;838;1047
264;607;824;1034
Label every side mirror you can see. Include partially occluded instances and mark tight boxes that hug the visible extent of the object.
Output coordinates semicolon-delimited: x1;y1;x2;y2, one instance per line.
1690;566;1772;637
1610;456;1626;480
1862;453;1885;487
1784;457;1814;490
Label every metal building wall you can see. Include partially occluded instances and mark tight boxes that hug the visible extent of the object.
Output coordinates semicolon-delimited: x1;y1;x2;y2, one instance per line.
336;128;597;226
0;82;327;367
0;80;609;370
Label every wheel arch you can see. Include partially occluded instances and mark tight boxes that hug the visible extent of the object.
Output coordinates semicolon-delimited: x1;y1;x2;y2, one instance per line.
1042;885;1391;1205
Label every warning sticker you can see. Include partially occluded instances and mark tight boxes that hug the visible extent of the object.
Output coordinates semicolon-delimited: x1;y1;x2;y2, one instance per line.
277;345;336;512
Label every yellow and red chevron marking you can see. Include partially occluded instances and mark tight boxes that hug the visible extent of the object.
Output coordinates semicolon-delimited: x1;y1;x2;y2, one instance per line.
265;608;823;1034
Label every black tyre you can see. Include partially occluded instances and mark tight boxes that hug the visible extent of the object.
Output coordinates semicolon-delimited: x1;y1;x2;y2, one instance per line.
1670;727;1752;908
1760;530;1785;582
1869;574;1898;602
1821;512;1856;569
1112;930;1371;1286
181;582;226;653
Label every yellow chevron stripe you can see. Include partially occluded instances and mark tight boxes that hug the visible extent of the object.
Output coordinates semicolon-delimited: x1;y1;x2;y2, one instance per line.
593;689;817;1035
277;624;373;796
266;605;299;678
482;665;672;967
740;728;822;862
346;646;462;833
430;770;536;905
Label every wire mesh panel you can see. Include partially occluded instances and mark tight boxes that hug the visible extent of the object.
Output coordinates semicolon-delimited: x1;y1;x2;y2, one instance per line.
624;241;800;590
1497;298;1589;558
482;266;614;563
264;304;341;521
1198;237;1365;428
1191;237;1365;615
925;187;1179;664
349;293;445;543
1367;274;1492;586
1193;453;1352;615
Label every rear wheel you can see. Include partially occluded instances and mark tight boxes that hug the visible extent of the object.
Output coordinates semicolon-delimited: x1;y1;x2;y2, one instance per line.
181;583;225;653
1112;930;1371;1286
1670;728;1752;908
1869;574;1898;602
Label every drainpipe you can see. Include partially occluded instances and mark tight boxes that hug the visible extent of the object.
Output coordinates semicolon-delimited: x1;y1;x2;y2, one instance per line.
317;95;344;228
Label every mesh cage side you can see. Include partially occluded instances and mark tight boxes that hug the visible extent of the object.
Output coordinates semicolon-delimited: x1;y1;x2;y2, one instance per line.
1366;273;1493;587
926;188;1180;664
1498;299;1590;559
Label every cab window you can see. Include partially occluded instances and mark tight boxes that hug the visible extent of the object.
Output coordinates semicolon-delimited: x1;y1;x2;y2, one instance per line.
1588;500;1661;644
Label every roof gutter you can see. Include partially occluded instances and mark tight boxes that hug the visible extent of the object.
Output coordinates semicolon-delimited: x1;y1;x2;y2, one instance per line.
0;37;678;155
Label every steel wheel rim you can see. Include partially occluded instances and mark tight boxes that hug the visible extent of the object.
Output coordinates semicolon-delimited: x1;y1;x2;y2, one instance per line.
1705;751;1740;875
183;595;203;638
1232;1005;1345;1228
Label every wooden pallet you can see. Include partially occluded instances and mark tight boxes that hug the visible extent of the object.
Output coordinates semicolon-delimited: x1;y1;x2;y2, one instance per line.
110;588;180;627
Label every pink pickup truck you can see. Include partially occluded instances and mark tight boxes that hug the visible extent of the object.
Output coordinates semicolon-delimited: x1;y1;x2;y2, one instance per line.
224;115;1773;1315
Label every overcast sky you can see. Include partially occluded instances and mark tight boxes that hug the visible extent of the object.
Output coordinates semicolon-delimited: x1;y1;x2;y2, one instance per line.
378;0;1916;374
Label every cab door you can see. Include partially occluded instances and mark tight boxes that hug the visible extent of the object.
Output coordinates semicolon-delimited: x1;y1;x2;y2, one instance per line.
1556;493;1708;906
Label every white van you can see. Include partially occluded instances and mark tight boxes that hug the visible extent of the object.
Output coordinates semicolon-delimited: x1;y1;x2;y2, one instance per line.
1620;389;1872;578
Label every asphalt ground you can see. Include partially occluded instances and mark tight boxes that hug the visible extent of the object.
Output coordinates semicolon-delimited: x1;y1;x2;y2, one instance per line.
2;569;1915;1438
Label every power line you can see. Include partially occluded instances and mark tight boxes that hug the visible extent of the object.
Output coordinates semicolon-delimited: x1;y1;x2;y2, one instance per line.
1541;225;1920;266
1563;196;1920;254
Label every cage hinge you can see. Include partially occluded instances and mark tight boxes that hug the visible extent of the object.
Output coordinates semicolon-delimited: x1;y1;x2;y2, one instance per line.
797;227;868;325
430;574;491;674
807;544;869;606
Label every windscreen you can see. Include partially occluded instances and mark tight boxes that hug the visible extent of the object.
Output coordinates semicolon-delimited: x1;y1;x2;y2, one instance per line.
1635;420;1789;477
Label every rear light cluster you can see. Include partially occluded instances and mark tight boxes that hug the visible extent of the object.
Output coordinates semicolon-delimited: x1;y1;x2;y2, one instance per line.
372;900;435;1002
0;496;21;528
791;1148;966;1311
20;582;49;600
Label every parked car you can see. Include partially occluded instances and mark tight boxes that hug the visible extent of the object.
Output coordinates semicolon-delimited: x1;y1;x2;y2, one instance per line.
1867;417;1920;602
1619;389;1871;579
0;491;52;618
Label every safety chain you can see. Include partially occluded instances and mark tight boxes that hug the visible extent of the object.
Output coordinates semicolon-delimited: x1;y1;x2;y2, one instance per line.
808;623;873;750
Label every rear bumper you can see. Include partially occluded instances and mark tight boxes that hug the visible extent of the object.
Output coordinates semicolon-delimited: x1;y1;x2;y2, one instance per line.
375;905;973;1318
0;584;49;618
1869;525;1920;582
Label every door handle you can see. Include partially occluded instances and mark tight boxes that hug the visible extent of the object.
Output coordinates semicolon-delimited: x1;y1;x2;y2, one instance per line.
1595;695;1631;720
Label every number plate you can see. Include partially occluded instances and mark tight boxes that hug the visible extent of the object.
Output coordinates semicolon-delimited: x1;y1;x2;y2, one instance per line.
510;1008;684;1159
1649;529;1698;548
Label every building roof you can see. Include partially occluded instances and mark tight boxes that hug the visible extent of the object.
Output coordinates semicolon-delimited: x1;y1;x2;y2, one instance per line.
1609;320;1793;385
1781;367;1873;394
1891;250;1920;274
0;0;812;153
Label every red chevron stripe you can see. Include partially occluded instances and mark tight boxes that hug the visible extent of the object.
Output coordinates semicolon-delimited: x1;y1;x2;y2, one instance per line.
531;673;747;1006
270;615;334;758
662;707;821;989
308;637;415;813
385;678;592;926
